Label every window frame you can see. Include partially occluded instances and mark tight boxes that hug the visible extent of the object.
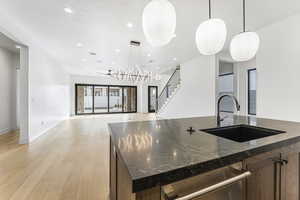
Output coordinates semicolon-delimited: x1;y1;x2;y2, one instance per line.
75;84;137;115
247;68;257;115
148;86;158;113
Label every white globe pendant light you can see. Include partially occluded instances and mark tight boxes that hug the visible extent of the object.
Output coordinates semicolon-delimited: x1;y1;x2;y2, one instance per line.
195;0;227;55
230;0;260;62
230;32;259;62
143;0;176;47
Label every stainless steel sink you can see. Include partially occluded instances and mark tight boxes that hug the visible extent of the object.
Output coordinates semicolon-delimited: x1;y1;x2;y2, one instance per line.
200;124;285;143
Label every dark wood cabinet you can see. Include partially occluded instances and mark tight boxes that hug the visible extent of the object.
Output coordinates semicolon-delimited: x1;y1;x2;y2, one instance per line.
110;136;300;200
244;145;300;200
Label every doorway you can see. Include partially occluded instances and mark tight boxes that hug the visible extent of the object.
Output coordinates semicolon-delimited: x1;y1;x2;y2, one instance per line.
0;31;28;144
148;86;158;113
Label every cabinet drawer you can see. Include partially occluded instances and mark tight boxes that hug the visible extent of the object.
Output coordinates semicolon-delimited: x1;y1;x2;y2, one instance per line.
162;163;249;200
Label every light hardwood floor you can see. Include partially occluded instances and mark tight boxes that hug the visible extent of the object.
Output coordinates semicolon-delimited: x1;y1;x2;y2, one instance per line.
0;113;157;200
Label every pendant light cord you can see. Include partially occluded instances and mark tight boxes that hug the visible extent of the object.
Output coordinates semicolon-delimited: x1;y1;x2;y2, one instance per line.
243;0;246;32
208;0;212;19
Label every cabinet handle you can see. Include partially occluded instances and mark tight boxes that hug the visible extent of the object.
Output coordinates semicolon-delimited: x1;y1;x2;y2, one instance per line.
273;158;288;166
174;171;251;200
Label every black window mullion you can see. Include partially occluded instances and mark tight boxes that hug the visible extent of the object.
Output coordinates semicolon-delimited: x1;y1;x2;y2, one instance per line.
122;87;125;113
108;86;110;113
92;86;95;113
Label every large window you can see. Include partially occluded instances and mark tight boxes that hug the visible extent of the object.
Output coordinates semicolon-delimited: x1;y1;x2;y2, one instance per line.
248;69;257;115
75;84;137;115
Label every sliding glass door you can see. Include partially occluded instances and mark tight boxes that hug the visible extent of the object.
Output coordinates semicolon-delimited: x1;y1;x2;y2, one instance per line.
76;85;93;114
75;84;137;115
94;86;108;113
109;86;123;113
123;87;137;112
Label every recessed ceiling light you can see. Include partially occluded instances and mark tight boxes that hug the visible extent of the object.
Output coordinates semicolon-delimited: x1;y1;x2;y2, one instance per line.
15;45;21;49
115;49;121;53
173;57;177;61
147;53;151;57
173;34;177;38
76;43;83;48
81;58;87;62
127;22;133;28
64;7;73;14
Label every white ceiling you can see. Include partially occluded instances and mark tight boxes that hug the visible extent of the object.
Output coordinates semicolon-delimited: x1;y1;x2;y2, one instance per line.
0;0;300;76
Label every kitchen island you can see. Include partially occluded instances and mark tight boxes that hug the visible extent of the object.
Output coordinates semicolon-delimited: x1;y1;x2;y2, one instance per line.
109;115;300;200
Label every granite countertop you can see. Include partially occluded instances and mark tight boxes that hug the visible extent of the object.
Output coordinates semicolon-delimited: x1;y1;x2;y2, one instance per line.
108;115;300;193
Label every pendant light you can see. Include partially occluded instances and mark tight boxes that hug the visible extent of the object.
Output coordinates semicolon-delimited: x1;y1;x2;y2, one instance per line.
195;0;227;55
230;0;260;62
143;0;176;47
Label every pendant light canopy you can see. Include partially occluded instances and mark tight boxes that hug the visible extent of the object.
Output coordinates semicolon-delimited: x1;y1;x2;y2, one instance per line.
195;0;227;55
142;0;176;47
230;0;260;62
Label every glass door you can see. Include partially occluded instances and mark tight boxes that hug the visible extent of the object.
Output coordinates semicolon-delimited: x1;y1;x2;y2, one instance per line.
94;86;108;113
75;84;137;115
123;87;137;112
148;86;158;113
109;86;123;113
76;85;94;114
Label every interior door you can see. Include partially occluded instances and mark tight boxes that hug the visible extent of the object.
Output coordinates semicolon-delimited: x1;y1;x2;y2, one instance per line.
148;86;158;113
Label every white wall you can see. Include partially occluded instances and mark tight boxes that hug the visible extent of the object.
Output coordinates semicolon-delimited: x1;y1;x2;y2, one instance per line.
234;58;256;116
0;47;18;134
0;13;70;143
29;48;70;142
158;56;216;119
256;13;300;122
70;75;162;115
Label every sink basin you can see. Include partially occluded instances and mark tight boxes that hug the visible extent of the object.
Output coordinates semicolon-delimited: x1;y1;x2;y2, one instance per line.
200;124;285;143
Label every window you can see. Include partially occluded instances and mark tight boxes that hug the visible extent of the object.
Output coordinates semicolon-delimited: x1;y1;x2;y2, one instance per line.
75;84;137;115
218;61;234;113
248;69;257;115
76;86;93;114
94;86;108;113
218;73;234;113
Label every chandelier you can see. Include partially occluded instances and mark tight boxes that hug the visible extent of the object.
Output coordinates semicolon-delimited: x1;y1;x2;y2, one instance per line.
113;68;161;82
98;41;161;83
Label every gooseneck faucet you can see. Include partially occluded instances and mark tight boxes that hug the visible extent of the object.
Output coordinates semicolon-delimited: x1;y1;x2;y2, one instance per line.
217;95;240;126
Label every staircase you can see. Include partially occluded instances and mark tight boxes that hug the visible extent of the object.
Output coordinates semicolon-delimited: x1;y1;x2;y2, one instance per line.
157;66;181;113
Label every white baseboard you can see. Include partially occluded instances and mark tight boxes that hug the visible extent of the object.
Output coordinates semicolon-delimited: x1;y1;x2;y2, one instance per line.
29;119;66;143
0;128;10;135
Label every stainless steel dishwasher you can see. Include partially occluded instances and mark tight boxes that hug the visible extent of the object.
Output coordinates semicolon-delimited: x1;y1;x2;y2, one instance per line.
162;163;251;200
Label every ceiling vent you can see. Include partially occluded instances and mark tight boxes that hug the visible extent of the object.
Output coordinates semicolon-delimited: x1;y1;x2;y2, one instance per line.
89;51;97;56
130;40;141;46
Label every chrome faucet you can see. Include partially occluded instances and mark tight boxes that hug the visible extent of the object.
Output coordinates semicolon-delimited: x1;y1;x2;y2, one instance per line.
217;95;240;126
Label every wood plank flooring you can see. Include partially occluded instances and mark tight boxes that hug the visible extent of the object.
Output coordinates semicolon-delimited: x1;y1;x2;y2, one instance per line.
0;113;157;200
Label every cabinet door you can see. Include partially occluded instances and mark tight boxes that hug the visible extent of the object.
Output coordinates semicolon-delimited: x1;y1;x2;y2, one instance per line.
110;138;117;200
281;152;299;200
244;152;281;200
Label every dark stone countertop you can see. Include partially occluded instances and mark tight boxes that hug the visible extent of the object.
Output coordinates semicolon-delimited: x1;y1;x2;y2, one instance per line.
108;115;300;193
